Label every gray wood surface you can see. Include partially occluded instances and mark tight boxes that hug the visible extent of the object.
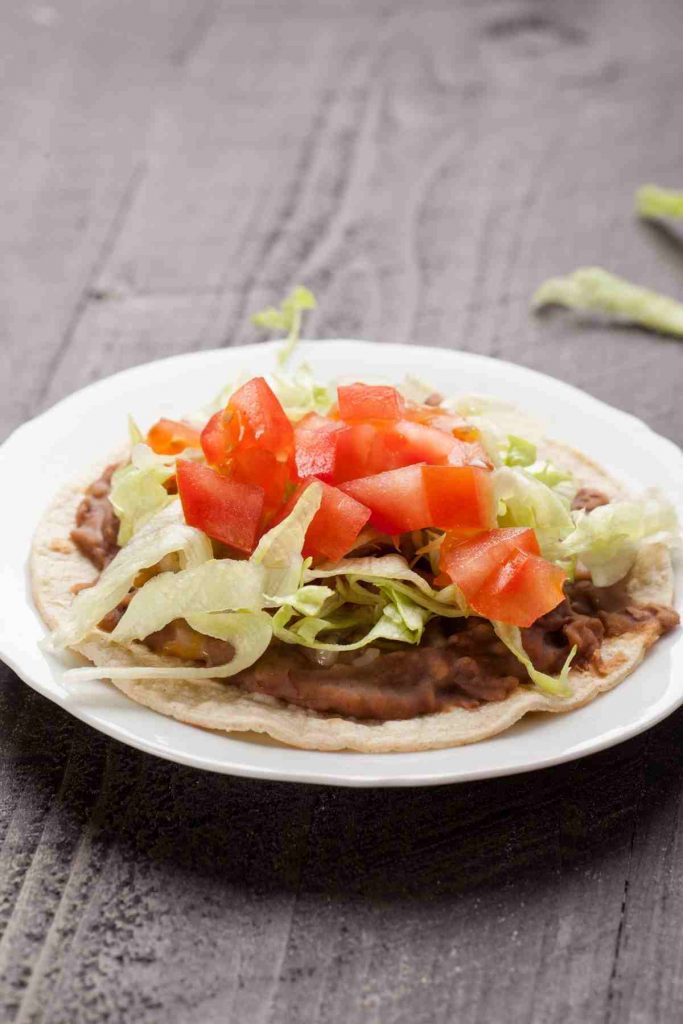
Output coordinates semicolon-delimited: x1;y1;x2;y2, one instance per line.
2;0;683;1020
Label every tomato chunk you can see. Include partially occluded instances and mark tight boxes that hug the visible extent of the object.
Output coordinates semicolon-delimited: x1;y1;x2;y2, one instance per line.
406;405;480;442
228;377;294;459
276;479;371;562
201;410;232;468
340;465;432;534
337;383;405;422
228;447;292;519
147;419;201;455
294;414;348;481
422;466;495;530
176;460;264;553
469;550;567;627
440;528;540;600
439;527;565;626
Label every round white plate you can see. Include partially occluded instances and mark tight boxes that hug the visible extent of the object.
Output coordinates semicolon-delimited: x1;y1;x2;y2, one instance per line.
1;341;681;787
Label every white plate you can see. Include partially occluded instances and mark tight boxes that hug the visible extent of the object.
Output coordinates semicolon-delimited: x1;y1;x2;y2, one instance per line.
1;341;681;787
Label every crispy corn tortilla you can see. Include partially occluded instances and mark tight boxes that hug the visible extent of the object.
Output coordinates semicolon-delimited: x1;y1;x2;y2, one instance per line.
30;444;675;753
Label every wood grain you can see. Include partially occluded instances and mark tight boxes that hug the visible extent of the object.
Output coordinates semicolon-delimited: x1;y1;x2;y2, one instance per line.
1;0;683;1020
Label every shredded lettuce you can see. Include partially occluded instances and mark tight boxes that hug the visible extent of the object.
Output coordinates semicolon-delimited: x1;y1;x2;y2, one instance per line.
305;554;468;615
252;482;323;600
272;595;428;653
505;435;537;468
493;466;574;558
531;462;573;489
398;375;440;405
493;623;575;696
272;584;335;617
251;285;317;366
636;184;683;220
109;444;176;545
111;560;267;642
66;610;273;682
559;490;679;586
532;267;683;339
271;364;333;421
53;503;213;648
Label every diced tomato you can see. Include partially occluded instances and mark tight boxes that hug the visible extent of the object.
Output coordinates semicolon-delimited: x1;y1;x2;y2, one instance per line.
228;447;292;519
176;460;264;553
406;405;480;442
340;465;432;534
275;479;371;561
294;414;348;482
201;410;232;468
440;528;540;600
439;527;565;626
447;438;492;470
332;423;379;482
422;466;495;530
147;418;201;455
228;377;294;460
337;383;405;422
468;550;567;627
391;420;457;464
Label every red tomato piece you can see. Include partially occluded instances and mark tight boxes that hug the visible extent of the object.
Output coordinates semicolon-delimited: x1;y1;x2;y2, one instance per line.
337;383;405;422
391;420;457;465
440;528;540;601
275;479;371;562
176;460;264;553
228;377;294;460
468;550;567;627
147;419;201;455
332;421;467;483
422;466;495;530
228;447;292;519
294;414;348;481
332;423;379;482
406;405;480;442
447;438;492;470
200;410;232;468
340;465;432;534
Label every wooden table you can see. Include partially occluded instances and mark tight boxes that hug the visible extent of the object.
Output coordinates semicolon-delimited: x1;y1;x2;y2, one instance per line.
2;1;683;1020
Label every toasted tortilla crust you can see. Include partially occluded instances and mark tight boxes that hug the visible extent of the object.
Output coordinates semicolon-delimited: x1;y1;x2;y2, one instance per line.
30;444;675;753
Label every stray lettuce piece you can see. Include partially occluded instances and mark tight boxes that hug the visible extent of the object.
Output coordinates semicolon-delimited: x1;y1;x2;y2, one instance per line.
251;285;317;366
66;610;273;682
532;267;683;339
559;491;679;587
109;443;176;545
493;623;575;697
505;435;537;468
636;184;683;221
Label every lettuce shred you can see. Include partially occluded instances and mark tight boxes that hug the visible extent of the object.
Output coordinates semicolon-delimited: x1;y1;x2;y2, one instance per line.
251;285;316;366
493;624;575;696
559;490;679;586
532;266;683;339
636;184;683;221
